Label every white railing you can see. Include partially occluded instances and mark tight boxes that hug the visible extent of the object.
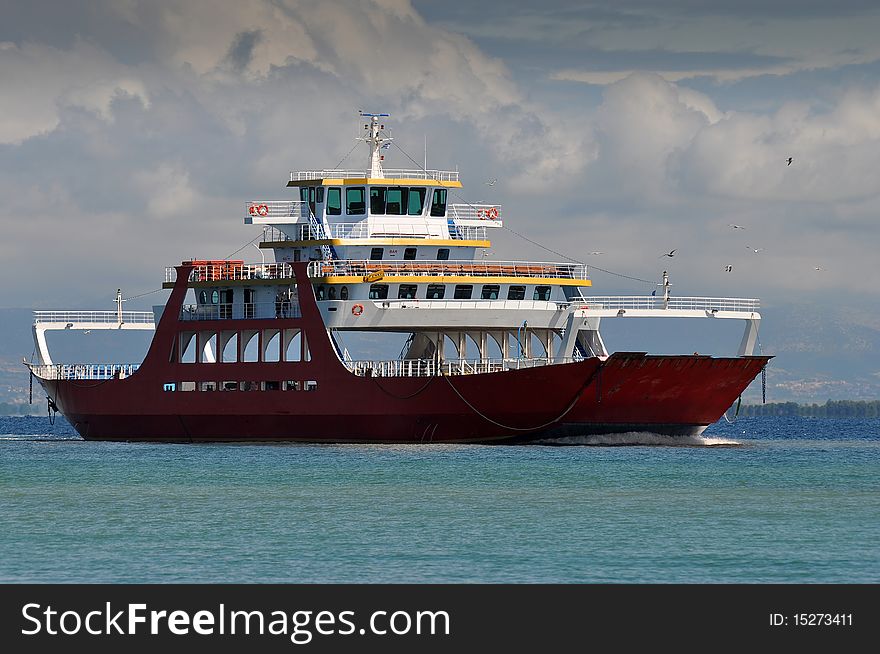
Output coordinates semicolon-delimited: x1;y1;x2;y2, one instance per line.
179;301;301;321
290;169;460;182
246;200;310;220
448;204;502;221
308;260;590;280
347;357;579;377
261;221;488;243
30;363;141;381
573;296;760;312
165;263;295;284
33;311;155;324
372;299;562;311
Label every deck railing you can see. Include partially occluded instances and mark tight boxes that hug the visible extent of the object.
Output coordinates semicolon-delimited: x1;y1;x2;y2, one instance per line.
574;296;760;312
447;204;502;222
308;260;590;280
30;363;141;381
245;200;310;220
179;301;301;321
346;357;579;377
165;263;295;284
33;311;155;325
290;169;460;182
262;223;488;243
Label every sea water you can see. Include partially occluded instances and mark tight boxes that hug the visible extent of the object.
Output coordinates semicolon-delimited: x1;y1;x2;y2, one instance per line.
1;415;878;583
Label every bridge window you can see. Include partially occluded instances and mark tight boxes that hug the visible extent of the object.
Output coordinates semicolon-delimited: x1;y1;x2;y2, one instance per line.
534;285;551;301
340;286;349;300
404;247;417;260
408;188;426;215
316;187;324;204
508;285;526;300
370;247;384;260
326;187;342;215
453;284;473;299
481;284;500;300
328;287;337;300
369;284;388;299
430;188;447;217
398;284;418;299
426;284;446;299
437;248;450;260
346;187;365;215
370;187;386;214
385;187;407;215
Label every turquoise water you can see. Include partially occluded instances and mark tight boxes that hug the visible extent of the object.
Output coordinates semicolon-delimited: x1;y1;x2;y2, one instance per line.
1;416;878;583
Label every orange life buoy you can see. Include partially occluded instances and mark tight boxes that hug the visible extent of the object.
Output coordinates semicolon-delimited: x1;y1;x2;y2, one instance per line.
248;204;257;215
487;207;499;220
352;304;364;316
257;204;269;217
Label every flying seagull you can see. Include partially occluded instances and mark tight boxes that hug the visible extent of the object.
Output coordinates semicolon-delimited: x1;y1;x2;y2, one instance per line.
728;223;746;230
587;251;604;255
660;249;677;258
724;265;733;272
485;178;497;186
746;246;764;254
787;157;793;166
815;266;824;271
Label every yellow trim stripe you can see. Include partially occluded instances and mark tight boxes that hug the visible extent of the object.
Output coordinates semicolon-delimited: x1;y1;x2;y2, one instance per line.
286;178;463;188
315;276;592;287
260;239;491;248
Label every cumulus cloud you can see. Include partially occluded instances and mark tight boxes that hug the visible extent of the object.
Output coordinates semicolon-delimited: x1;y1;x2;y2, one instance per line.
0;40;149;144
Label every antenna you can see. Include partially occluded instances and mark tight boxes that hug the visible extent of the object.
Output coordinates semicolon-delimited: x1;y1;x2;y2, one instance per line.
424;134;427;171
357;111;392;178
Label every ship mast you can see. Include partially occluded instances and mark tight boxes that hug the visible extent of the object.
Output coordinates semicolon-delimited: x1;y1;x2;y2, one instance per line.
358;112;391;178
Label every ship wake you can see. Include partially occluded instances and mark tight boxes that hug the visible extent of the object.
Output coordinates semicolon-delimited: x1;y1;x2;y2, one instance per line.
533;432;742;447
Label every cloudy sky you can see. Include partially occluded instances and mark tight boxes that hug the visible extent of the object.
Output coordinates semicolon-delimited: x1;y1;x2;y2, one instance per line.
2;0;879;313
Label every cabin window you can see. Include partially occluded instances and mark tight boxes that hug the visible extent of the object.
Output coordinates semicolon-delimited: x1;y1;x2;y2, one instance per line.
369;284;389;299
408;188;426;215
481;284;500;300
370;187;386;214
346;187;366;215
426;284;446;299
385;186;407;215
316;286;326;301
326;187;342;215
534;285;552;301
430;188;447;217
403;247;417;260
453;284;473;299
328;287;337;300
340;286;349;300
286;381;301;391
437;248;450;260
508;285;526;300
300;187;308;202
300;187;316;215
370;247;384;260
316;187;324;204
198;290;208;304
210;290;219;304
398;284;418;299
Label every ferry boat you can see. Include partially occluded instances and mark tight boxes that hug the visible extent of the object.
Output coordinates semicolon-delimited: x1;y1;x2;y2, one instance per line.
27;113;770;442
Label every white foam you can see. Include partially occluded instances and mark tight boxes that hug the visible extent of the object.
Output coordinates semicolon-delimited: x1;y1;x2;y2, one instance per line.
534;432;743;447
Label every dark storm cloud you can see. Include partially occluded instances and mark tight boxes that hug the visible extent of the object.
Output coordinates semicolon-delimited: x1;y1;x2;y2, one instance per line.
224;29;263;73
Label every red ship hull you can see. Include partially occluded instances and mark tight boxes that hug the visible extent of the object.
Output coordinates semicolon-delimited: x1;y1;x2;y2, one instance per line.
39;264;770;443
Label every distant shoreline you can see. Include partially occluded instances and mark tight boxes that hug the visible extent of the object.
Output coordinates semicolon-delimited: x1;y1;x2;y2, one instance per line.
738;399;880;417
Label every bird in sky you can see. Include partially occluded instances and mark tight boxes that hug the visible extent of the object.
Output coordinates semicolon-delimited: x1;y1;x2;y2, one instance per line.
728;223;746;230
787;157;793;165
815;266;824;271
485;178;497;186
660;249;677;258
587;251;604;255
724;265;733;272
746;246;764;254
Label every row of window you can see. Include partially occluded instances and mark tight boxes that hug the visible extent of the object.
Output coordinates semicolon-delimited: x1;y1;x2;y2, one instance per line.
163;381;318;392
369;247;450;260
367;284;553;301
302;186;448;217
